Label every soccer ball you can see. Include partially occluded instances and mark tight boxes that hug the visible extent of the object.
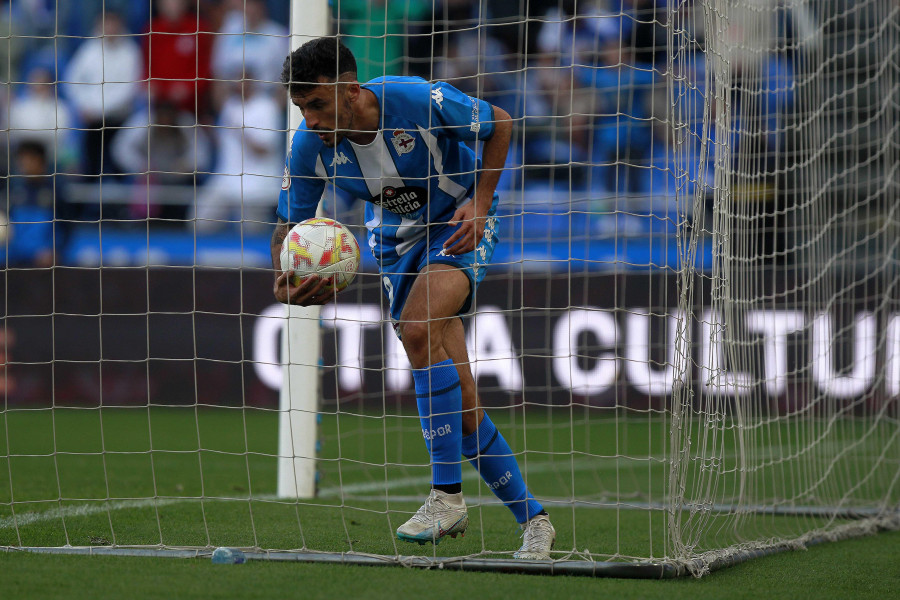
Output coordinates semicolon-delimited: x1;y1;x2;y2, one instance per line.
279;217;361;292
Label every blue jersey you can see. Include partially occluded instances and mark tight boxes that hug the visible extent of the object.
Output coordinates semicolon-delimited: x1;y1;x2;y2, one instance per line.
276;76;495;266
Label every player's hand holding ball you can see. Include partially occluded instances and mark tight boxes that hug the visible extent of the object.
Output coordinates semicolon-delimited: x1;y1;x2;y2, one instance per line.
276;218;361;306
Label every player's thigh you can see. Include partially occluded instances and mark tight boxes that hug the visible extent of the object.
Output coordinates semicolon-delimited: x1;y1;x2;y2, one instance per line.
400;264;471;326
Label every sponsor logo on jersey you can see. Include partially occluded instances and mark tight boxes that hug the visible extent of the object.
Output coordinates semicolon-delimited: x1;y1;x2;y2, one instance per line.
281;164;290;190
330;151;352;166
422;424;452;441
470;97;481;133
373;185;426;217
431;87;444;110
391;129;416;155
489;470;513;490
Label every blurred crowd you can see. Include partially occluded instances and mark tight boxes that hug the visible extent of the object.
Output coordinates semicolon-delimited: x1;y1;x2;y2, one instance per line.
0;0;819;266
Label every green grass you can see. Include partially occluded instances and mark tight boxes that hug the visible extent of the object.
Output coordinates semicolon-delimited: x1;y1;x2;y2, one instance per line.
0;407;670;558
1;406;899;598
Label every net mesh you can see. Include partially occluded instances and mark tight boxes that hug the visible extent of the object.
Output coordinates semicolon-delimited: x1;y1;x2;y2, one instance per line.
667;0;900;572
0;0;898;576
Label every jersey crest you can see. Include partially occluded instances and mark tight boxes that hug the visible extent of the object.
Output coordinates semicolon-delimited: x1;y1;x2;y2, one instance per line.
281;164;290;190
391;129;416;155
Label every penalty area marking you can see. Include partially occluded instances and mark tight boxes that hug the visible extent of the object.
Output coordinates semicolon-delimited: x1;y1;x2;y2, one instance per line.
0;457;614;531
1;444;833;531
0;498;185;530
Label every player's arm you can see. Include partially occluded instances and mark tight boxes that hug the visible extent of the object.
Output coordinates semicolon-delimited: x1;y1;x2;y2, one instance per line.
443;104;512;255
272;137;333;307
271;218;335;306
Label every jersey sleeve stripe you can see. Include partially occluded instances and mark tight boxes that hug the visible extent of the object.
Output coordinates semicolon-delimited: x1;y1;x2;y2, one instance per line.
415;125;468;200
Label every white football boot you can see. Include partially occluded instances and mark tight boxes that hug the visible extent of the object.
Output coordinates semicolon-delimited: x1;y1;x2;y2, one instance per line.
396;489;468;545
513;514;556;560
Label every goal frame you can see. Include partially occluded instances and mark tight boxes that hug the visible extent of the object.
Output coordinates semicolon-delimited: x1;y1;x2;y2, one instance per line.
3;0;899;580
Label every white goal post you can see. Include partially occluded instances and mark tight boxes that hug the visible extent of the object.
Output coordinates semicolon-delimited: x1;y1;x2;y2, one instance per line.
275;0;329;500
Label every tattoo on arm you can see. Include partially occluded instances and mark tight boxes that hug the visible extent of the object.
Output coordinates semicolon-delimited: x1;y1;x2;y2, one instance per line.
271;219;290;273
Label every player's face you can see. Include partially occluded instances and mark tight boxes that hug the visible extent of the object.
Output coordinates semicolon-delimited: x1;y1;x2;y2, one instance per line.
291;78;355;148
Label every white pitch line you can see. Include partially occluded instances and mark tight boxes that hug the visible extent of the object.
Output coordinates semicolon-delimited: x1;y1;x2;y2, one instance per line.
0;498;184;530
317;456;631;497
0;443;816;531
0;458;628;531
315;441;812;498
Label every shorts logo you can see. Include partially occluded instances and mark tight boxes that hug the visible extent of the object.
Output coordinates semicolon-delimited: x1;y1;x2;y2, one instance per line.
391;129;416;155
281;164;290;190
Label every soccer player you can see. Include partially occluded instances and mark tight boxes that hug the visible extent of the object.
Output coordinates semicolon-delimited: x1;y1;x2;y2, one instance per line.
271;37;556;560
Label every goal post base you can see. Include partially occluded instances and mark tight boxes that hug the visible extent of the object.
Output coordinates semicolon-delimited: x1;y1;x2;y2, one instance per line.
7;511;897;579
675;511;900;577
1;545;675;578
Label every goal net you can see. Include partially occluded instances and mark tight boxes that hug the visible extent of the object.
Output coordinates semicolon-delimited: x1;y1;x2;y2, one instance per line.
666;0;900;572
1;0;898;577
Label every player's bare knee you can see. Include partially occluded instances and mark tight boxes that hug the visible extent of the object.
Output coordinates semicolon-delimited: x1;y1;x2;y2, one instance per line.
399;320;442;367
398;319;427;349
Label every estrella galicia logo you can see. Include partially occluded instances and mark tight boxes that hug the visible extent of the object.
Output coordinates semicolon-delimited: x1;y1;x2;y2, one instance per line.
373;185;426;218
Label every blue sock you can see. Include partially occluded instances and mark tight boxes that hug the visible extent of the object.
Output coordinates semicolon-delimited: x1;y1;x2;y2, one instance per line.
462;413;544;523
413;359;463;487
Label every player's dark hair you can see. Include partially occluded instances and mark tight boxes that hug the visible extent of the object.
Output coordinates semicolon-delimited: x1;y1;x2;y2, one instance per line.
281;37;357;95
